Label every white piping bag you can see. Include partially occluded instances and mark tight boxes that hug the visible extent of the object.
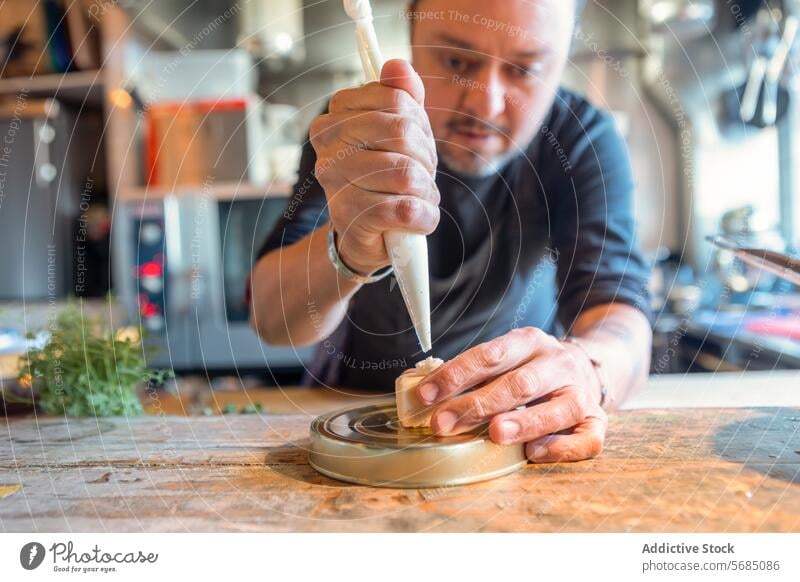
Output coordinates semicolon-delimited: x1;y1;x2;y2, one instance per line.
343;0;433;353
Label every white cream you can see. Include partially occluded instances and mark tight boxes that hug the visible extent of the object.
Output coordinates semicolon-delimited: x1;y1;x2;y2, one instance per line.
395;357;444;428
414;356;443;375
343;0;433;353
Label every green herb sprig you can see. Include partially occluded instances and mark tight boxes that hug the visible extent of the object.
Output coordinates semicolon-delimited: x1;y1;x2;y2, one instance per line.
16;306;171;417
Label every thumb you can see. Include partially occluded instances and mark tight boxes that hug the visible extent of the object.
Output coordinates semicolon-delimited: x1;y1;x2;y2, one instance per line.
380;59;425;105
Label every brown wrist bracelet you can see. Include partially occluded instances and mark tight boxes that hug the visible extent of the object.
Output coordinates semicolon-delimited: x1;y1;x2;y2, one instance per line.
560;335;611;408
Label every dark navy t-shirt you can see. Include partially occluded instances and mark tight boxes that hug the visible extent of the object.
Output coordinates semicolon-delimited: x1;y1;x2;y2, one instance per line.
256;87;653;391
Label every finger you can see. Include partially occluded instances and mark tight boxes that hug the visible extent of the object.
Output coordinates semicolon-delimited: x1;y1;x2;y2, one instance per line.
417;327;558;405
329;83;415;112
342;111;437;173
333;190;440;236
312;111;436;173
524;414;608;463
486;388;592;444
431;377;580;437
334;151;439;205
380;59;425;104
329;82;429;134
318;153;439;207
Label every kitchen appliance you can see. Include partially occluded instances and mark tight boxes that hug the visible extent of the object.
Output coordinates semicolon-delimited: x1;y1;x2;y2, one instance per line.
144;97;269;187
132;49;256;104
133;49;271;188
0;98;81;300
114;188;314;371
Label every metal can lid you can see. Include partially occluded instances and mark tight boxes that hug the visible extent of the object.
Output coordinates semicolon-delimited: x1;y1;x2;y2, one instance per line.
309;400;527;488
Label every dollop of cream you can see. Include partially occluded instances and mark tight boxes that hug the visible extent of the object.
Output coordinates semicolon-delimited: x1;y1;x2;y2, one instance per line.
414;356;443;376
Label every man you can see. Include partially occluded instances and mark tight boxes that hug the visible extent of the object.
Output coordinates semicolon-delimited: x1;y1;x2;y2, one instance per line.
249;0;653;463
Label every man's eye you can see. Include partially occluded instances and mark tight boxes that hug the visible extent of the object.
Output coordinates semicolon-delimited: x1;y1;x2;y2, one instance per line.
444;56;473;74
509;62;543;79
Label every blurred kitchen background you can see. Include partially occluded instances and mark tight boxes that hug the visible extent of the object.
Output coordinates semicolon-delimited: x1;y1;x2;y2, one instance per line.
1;0;800;404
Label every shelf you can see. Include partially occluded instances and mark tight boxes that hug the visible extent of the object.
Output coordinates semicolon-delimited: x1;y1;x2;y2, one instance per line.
117;181;295;201
0;70;104;106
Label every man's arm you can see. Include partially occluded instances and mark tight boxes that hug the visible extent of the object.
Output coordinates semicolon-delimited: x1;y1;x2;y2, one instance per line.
547;95;653;412
405;96;653;462
250;60;439;348
569;302;653;412
249;225;361;347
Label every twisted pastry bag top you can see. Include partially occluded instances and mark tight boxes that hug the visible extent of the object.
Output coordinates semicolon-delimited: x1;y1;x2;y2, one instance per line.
254;88;653;391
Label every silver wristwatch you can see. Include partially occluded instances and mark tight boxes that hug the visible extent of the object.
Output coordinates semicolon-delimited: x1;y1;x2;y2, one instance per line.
326;224;393;284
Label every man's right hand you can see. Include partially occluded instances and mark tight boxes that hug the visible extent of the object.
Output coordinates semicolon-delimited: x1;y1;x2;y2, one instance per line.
309;59;441;276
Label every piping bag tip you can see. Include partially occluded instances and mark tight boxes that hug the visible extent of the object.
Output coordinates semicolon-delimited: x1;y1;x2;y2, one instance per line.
418;336;432;354
385;230;432;357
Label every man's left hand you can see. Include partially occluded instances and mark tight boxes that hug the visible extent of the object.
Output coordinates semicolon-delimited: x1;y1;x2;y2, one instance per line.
417;327;608;463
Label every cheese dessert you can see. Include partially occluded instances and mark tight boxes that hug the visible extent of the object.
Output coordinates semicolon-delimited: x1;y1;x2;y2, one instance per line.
395;356;444;428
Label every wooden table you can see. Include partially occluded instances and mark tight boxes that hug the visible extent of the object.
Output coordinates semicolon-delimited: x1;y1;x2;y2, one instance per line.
1;376;799;532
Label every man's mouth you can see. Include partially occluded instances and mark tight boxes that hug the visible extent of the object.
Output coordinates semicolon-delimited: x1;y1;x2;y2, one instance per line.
451;126;500;148
457;128;492;138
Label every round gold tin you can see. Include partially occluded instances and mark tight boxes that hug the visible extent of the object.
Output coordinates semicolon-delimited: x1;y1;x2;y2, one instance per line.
308;400;527;488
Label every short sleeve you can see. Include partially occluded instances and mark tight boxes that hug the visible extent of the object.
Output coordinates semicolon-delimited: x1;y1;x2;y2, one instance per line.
255;132;329;261
548;98;653;330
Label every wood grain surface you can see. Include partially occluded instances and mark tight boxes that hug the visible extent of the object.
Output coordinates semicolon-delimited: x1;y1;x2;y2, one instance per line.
1;401;798;532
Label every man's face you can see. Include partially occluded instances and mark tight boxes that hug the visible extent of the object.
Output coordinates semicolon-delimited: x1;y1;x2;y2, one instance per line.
409;0;575;177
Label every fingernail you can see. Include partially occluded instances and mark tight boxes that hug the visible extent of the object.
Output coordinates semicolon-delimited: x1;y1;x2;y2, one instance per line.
435;410;457;434
418;383;439;404
528;444;548;461
500;420;520;442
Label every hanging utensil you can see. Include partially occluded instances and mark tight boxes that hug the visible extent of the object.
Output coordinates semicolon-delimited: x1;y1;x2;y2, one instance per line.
739;7;781;123
762;14;798;124
706;235;800;286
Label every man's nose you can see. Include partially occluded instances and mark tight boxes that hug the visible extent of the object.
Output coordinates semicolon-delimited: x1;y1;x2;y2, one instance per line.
461;65;507;123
